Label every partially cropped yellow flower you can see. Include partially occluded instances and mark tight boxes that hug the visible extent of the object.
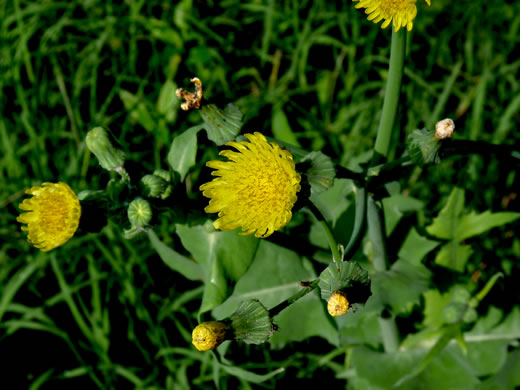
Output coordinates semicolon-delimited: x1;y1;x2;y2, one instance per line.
200;132;301;238
192;321;229;351
17;182;81;252
353;0;431;32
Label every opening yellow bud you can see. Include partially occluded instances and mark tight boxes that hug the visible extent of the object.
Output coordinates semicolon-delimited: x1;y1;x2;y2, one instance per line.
327;291;349;317
192;321;228;352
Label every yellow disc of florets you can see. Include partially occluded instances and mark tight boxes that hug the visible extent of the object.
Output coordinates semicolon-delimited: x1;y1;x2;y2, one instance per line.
192;321;229;352
200;132;301;238
17;182;81;252
353;0;431;32
327;291;350;317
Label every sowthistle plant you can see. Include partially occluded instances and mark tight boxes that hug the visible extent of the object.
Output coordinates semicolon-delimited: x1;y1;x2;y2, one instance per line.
14;0;518;376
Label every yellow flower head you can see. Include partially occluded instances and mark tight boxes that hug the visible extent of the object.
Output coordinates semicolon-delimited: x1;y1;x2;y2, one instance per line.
192;321;229;352
17;182;81;252
200;132;301;238
353;0;431;32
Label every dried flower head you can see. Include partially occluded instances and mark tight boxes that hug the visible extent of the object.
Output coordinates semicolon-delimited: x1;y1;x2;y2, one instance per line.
200;132;301;238
435;118;455;140
176;77;203;110
327;291;350;317
353;0;431;32
17;182;81;252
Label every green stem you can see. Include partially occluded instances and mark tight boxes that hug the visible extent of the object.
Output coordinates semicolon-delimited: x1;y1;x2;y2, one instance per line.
269;279;320;318
366;28;407;354
368;197;400;352
372;28;406;163
307;201;341;262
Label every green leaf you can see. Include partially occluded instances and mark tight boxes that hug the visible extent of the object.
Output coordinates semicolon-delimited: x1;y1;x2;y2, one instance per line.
457;211;520;241
478;350;520;390
272;107;301;147
398;228;439;264
422;289;453;330
425;188;518;243
147;230;203;281
269;292;338;348
434;241;473;272
337;300;382;348
371;259;431;314
310;178;353;226
167;125;203;181
176;222;259;314
218;363;285;384
212;241;336;347
464;307;520;378
199;103;243;145
119;90;156;133
0;254;47;322
382;193;424;236
426;187;465;240
157;79;178;122
351;344;478;390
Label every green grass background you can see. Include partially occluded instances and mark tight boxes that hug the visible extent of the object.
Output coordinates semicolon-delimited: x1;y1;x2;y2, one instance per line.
1;0;520;388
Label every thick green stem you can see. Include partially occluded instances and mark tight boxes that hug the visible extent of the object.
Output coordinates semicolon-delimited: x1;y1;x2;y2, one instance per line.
372;29;406;163
367;30;406;353
307;202;342;262
269;279;320;318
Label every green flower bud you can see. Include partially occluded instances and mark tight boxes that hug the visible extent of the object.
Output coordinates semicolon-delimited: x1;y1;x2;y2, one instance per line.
451;285;471;304
86;127;125;171
128;198;152;228
140;174;167;198
229;299;274;344
463;308;477;323
153;169;171;183
442;302;467;324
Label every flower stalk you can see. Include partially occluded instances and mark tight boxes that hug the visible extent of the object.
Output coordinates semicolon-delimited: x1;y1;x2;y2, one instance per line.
307;201;342;262
372;28;406;164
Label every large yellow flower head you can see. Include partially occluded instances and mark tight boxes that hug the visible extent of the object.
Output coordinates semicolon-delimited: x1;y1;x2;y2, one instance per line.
200;132;301;238
17;182;81;252
353;0;431;32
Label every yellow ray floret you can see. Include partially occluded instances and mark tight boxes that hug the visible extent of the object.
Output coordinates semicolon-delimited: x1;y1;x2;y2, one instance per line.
353;0;431;32
200;132;301;238
17;182;81;252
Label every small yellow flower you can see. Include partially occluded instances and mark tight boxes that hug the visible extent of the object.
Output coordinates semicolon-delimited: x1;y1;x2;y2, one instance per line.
353;0;431;32
192;321;229;351
17;182;81;252
200;132;301;238
327;291;350;317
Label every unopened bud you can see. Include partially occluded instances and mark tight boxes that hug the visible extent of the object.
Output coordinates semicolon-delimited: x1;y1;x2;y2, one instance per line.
327;291;349;317
192;321;229;351
86;127;125;170
435;118;455;140
153;169;171;183
176;77;203;110
140;175;167;198
128;198;152;228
